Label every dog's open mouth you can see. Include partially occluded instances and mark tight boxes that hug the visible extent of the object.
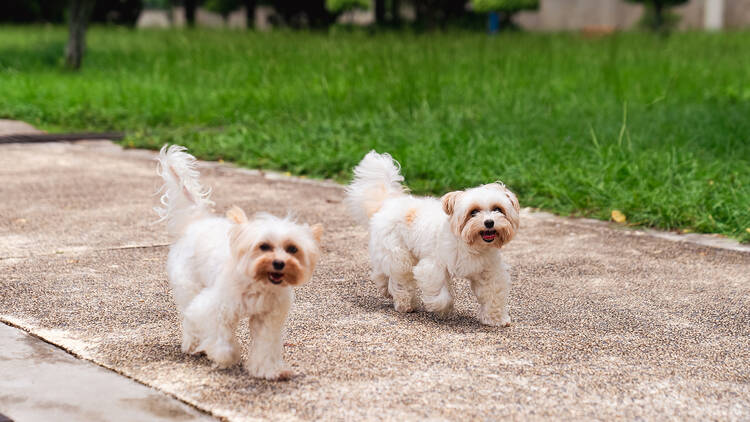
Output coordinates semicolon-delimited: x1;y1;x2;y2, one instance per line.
268;272;284;284
480;230;497;242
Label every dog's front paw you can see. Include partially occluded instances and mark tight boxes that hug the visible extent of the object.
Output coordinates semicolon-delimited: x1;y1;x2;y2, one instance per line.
181;335;199;355
432;305;454;319
393;298;415;313
423;287;454;318
478;311;511;327
207;343;241;368
378;285;392;299
246;361;294;381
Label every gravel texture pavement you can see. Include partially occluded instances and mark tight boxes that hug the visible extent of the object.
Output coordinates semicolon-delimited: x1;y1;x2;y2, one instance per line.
1;122;748;421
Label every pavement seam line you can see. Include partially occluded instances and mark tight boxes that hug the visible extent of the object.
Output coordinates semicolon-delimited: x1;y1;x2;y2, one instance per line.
0;318;224;422
0;243;171;261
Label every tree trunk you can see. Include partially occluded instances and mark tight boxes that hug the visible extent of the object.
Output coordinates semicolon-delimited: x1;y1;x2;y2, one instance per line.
390;0;401;26
374;0;386;25
244;0;256;28
184;0;197;27
653;0;664;30
65;0;95;70
414;0;426;27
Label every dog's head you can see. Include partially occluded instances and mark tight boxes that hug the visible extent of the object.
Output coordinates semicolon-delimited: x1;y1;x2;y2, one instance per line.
441;182;520;250
226;206;323;287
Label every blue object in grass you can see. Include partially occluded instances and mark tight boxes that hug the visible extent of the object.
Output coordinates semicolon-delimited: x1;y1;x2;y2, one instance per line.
488;12;500;34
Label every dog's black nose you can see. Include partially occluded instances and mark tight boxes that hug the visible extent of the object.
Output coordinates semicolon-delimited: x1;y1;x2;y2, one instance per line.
484;220;494;228
272;260;285;270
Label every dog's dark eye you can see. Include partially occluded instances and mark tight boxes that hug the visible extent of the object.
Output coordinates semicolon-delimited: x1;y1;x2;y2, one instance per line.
470;209;479;217
285;245;298;254
493;207;504;214
259;243;272;251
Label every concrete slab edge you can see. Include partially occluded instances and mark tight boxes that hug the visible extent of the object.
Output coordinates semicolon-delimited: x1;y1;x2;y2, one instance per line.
526;210;750;254
0;315;226;422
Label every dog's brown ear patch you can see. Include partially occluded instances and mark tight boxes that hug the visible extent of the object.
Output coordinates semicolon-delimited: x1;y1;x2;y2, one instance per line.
228;225;250;259
441;191;462;215
310;224;324;244
226;206;248;224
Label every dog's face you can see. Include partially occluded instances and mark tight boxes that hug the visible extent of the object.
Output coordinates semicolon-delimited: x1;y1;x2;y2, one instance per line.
441;183;520;250
226;207;323;287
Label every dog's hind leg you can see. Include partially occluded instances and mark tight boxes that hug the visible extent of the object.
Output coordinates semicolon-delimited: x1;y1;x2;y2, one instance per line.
375;235;417;312
372;271;391;298
181;317;200;354
413;258;454;317
388;272;418;313
185;287;242;368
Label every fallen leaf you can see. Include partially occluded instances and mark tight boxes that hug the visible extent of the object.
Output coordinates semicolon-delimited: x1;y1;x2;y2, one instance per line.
611;210;626;223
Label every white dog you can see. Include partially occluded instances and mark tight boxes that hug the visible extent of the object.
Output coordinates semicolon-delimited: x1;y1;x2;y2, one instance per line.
345;151;520;326
155;145;322;380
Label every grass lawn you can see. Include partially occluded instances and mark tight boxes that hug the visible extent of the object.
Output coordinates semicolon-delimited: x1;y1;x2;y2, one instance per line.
0;26;748;242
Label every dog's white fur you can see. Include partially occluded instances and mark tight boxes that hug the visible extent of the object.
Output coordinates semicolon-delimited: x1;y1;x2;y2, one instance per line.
345;151;520;326
155;145;322;380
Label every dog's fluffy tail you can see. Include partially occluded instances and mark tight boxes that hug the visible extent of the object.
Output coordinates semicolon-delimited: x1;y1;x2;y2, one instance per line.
345;150;407;225
154;145;214;237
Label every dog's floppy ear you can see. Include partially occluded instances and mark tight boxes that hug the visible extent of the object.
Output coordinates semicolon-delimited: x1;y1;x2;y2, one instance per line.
310;224;324;244
441;191;462;216
491;182;520;214
226;206;248;224
504;189;520;214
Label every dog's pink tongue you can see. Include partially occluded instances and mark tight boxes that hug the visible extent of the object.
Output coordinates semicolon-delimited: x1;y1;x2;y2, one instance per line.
482;233;496;241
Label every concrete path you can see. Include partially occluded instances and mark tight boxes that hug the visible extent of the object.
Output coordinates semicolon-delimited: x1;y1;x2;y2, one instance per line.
1;121;749;421
0;323;213;422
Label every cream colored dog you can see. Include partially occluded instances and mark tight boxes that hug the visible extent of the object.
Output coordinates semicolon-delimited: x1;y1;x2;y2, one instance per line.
345;151;519;326
155;145;322;380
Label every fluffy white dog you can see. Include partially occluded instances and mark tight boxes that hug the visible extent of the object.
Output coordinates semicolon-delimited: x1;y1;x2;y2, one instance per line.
155;145;322;380
345;151;520;326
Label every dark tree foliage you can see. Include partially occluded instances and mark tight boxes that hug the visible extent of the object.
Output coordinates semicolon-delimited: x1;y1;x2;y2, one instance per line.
472;0;539;30
0;0;67;23
413;0;471;29
272;0;338;28
372;0;401;27
0;0;142;25
244;0;257;27
91;0;144;25
184;0;198;26
375;0;386;24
